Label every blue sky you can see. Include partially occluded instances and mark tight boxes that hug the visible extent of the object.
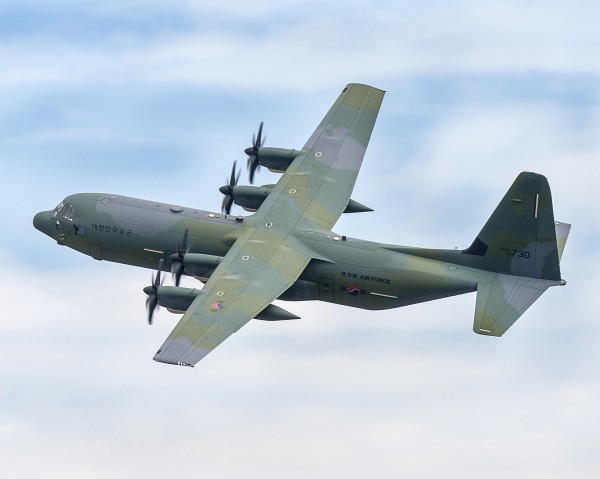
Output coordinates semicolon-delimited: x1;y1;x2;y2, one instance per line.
1;1;600;478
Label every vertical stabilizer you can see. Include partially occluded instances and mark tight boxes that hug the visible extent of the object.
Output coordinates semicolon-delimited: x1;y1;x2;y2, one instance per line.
462;172;561;281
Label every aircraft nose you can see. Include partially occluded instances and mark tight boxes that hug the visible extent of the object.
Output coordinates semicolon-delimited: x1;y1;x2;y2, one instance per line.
33;211;54;237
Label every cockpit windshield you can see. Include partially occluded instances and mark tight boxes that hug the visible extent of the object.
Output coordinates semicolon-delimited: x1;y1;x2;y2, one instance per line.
51;202;64;219
51;201;75;220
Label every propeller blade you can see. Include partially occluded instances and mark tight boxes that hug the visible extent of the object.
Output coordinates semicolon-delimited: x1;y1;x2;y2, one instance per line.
245;122;264;184
178;229;189;257
222;194;234;215
170;230;190;286
171;261;183;286
229;160;238;186
146;295;158;325
144;259;164;324
256;121;263;148
248;157;259;185
219;161;240;215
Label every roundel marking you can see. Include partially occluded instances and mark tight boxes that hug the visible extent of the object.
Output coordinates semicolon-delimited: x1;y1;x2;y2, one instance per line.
210;300;224;311
346;284;360;296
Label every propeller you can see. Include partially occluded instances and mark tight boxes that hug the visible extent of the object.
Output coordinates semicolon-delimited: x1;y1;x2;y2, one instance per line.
245;122;264;184
144;259;165;325
219;161;240;215
170;229;191;287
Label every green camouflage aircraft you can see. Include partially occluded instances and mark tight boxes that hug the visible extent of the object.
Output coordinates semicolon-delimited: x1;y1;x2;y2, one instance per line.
33;83;570;367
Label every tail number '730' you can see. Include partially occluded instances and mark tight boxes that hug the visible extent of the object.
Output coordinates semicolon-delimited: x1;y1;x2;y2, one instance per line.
500;247;531;258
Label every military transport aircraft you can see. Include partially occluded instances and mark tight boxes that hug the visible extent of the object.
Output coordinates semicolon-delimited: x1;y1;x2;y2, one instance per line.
33;83;570;367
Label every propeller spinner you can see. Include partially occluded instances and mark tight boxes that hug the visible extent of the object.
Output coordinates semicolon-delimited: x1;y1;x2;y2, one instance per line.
245;122;264;184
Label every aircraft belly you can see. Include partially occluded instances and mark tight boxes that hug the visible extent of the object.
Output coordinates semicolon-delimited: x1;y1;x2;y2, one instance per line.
332;267;475;311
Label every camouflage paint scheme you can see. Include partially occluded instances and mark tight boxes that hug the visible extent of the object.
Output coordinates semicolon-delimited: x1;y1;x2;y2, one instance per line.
33;84;570;367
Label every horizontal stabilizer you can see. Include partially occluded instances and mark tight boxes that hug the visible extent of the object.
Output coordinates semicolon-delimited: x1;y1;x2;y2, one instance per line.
473;273;559;336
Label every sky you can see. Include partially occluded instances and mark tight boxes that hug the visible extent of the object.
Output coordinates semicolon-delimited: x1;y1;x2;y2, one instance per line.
1;1;600;477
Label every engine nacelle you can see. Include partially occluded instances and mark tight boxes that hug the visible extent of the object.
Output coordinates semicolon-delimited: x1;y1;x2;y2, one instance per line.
156;286;202;313
230;185;373;214
181;253;224;280
343;199;374;214
255;304;301;321
154;285;300;321
231;185;273;212
257;147;303;172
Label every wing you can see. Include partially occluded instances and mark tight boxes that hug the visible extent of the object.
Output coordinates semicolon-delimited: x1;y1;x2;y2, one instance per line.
153;230;312;366
252;83;385;231
154;84;384;366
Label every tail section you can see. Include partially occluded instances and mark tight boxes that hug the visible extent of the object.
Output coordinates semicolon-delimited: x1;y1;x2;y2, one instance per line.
382;172;569;336
466;172;569;336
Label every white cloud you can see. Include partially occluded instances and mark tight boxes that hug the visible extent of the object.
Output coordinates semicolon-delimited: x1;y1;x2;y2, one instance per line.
3;1;600;92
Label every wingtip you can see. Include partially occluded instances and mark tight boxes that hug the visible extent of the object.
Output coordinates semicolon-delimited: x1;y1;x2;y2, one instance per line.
344;83;386;94
153;355;194;367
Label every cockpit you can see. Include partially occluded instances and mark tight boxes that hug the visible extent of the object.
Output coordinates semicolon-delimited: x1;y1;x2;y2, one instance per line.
34;199;82;242
51;201;76;221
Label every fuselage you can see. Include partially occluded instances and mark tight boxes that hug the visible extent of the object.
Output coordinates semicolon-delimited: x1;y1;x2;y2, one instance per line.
33;193;477;312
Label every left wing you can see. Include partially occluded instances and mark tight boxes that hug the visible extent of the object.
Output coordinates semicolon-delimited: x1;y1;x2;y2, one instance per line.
252;83;385;231
153;230;312;366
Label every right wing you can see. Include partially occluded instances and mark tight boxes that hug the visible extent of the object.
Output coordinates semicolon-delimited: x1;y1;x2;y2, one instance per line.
153;230;312;366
